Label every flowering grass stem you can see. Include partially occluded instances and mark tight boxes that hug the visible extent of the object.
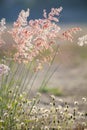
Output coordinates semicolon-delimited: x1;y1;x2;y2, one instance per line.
39;45;59;90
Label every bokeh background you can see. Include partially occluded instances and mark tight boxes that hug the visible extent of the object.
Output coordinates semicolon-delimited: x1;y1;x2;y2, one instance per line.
0;0;87;24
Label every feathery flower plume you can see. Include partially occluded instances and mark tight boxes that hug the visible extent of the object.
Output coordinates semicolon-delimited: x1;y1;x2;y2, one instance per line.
62;27;81;42
0;18;6;47
0;64;10;77
44;7;63;22
9;7;81;70
10;8;62;65
78;34;87;46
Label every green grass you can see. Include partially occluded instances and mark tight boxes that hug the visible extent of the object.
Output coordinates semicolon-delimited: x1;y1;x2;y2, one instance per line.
72;45;87;60
39;86;63;96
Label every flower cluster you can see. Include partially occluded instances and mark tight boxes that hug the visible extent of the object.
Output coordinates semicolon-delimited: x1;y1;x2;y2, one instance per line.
9;7;80;68
62;27;81;42
0;90;87;130
10;8;62;65
78;34;87;46
0;18;6;47
0;7;81;73
0;64;10;77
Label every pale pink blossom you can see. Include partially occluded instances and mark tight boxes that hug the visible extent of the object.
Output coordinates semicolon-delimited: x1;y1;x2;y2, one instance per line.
10;8;62;64
62;27;81;42
8;7;81;70
0;18;6;31
78;34;87;46
0;18;6;47
0;64;10;76
47;7;63;22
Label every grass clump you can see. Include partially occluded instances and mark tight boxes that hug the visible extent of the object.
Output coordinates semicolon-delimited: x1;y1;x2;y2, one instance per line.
39;86;63;96
0;89;87;130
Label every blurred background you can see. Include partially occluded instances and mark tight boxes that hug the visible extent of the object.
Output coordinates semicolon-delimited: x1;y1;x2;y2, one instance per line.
0;0;87;24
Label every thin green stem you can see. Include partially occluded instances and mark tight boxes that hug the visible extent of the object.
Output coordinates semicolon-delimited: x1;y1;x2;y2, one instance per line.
39;65;58;90
39;45;59;89
27;71;39;96
20;62;32;92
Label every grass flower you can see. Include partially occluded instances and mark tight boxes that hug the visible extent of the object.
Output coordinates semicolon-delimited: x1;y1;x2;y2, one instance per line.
0;64;10;77
10;8;62;66
0;18;6;47
8;7;81;70
78;34;87;46
82;97;86;102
